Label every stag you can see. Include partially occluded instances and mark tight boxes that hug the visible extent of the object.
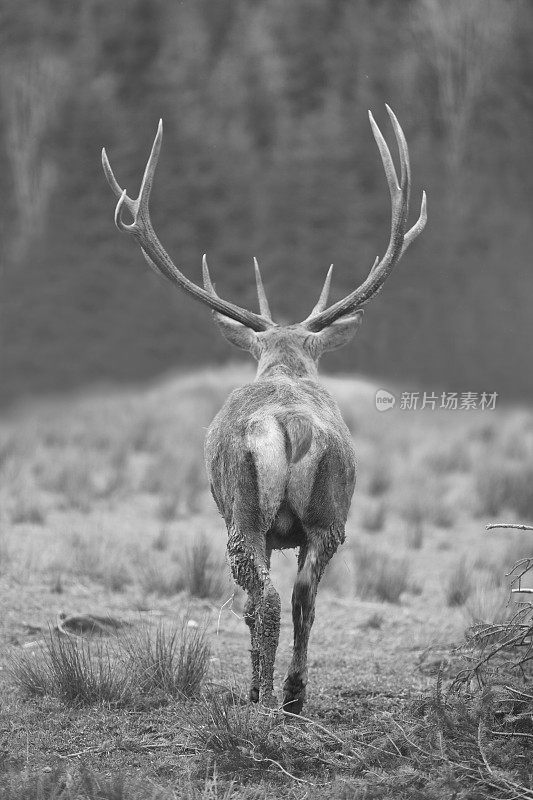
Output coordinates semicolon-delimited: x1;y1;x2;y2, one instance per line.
102;106;426;713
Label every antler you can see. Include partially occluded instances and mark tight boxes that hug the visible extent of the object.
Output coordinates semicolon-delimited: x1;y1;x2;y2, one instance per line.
304;105;427;332
101;120;274;332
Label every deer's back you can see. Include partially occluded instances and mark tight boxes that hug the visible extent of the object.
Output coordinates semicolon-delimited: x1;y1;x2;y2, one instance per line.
205;378;356;538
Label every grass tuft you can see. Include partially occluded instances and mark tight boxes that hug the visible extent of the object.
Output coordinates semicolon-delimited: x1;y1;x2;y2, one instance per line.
475;459;533;520
353;544;410;604
9;633;130;707
10;492;46;525
9;619;209;708
360;500;386;533
123;620;210;699
446;560;473;607
183;537;226;599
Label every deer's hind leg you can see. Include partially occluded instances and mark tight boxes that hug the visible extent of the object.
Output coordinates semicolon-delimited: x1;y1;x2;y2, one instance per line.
229;442;284;707
244;595;260;703
230;537;279;706
283;525;344;714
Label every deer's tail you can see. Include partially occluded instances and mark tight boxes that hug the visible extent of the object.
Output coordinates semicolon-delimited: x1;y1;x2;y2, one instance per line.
277;413;314;463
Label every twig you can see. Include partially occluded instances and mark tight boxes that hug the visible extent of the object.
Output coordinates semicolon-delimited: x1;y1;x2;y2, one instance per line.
58;745;107;759
216;593;235;636
249;752;315;785
278;709;346;745
503;685;533;702
477;720;493;775
486;523;533;531
490;730;533;741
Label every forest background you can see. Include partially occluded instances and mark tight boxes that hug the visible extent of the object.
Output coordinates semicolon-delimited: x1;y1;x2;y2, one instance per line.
1;0;531;408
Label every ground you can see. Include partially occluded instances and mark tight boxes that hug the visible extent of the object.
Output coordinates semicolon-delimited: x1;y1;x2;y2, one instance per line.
0;366;531;797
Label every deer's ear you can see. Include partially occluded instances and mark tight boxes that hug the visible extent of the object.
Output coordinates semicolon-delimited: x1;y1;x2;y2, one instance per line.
213;313;259;354
314;311;364;353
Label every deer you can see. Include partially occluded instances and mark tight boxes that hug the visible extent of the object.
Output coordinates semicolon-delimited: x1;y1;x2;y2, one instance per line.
102;105;426;714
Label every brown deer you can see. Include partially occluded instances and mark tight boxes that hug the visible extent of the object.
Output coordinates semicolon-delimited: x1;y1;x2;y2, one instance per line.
102;106;426;713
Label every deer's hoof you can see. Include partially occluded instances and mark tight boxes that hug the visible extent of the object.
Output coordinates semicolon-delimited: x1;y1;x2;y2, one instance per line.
282;675;307;715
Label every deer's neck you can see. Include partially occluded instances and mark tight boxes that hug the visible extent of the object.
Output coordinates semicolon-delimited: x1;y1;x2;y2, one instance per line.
255;360;319;382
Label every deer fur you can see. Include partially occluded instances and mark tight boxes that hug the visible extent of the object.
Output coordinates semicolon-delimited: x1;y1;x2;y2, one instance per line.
102;106;426;713
205;318;361;711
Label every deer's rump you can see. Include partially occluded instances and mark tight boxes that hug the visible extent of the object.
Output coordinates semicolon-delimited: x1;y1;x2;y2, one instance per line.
205;382;356;543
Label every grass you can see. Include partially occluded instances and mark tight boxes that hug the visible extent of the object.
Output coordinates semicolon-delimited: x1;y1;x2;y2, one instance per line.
405;520;425;550
183;537;226;599
360;499;386;533
0;767;253;799
9;620;210;708
10;491;46;525
9;632;131;707
3;367;533;797
446;560;474;607
353;544;411;604
122;620;210;699
475;459;533;520
152;528;170;551
139;564;186;597
366;461;392;497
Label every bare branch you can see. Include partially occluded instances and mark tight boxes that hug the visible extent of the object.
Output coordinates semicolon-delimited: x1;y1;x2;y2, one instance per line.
486;523;533;532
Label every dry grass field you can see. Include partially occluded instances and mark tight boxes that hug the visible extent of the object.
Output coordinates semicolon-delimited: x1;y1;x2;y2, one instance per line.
1;366;532;798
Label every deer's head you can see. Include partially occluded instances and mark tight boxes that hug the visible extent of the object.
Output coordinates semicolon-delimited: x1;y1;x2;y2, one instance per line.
212;268;364;380
102;106;426;380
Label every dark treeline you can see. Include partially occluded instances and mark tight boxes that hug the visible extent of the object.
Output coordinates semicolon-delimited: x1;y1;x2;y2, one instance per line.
1;0;532;407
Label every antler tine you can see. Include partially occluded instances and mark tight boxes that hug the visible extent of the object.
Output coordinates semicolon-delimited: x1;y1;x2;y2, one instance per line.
202;254;217;295
102;122;274;332
368;110;399;200
253;258;272;320
401;191;427;256
102;152;137;224
369;256;380;277
137;118;163;217
386;104;410;197
303;106;426;332
304;265;333;320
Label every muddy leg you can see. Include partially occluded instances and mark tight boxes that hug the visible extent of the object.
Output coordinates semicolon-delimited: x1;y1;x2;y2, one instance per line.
256;574;280;706
229;539;280;707
244;595;260;702
283;529;341;714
